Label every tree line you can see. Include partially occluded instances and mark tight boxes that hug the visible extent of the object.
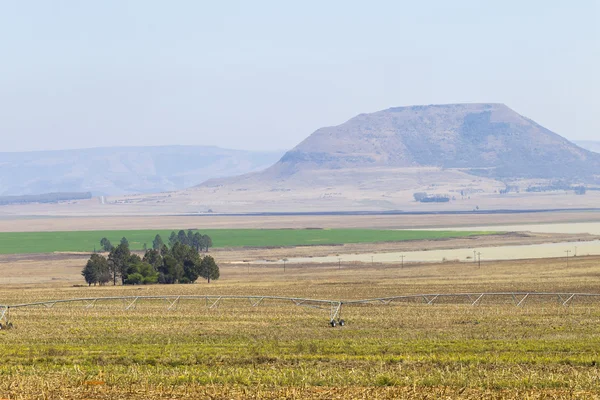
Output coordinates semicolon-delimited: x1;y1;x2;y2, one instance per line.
99;230;213;253
413;192;451;203
0;192;92;205
82;231;219;286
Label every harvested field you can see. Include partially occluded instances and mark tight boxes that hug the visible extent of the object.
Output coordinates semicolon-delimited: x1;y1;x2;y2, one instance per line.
1;255;600;399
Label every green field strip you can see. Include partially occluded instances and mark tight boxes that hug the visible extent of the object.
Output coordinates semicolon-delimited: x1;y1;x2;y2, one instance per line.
0;229;495;254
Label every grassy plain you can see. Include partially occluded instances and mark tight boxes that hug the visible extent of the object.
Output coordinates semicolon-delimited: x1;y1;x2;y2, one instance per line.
1;255;600;399
0;229;492;254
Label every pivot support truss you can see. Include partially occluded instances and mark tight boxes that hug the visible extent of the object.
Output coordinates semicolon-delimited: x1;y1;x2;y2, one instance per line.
1;292;598;329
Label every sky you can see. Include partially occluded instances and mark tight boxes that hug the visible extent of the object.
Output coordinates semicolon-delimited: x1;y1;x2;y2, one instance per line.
0;0;598;152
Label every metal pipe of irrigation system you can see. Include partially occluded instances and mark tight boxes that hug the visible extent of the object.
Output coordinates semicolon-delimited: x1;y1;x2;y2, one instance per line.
2;292;600;328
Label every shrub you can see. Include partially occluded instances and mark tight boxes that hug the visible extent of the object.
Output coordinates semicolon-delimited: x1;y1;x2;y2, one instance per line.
125;273;143;285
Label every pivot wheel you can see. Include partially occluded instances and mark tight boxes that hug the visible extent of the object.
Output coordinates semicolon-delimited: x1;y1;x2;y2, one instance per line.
329;320;337;327
338;319;345;326
0;322;13;330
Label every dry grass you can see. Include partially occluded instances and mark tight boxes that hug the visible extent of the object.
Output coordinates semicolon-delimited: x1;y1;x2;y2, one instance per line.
1;255;600;398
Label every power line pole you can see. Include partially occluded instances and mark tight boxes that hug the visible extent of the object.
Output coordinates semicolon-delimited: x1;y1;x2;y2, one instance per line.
338;258;341;270
477;252;481;269
473;250;477;264
400;255;405;269
565;250;571;268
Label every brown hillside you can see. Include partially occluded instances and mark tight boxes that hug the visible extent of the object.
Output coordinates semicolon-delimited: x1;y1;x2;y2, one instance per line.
261;103;600;181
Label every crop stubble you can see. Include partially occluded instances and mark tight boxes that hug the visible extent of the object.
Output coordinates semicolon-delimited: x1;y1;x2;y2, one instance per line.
1;254;600;398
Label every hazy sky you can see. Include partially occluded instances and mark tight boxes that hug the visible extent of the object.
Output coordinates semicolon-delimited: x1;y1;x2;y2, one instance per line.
1;1;598;152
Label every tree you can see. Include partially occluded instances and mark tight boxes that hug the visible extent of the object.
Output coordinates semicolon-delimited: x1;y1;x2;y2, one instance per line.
82;259;99;286
108;243;131;285
177;230;188;246
170;242;187;261
170;242;202;283
107;259;118;286
152;234;164;250
200;256;220;283
182;258;200;283
187;230;195;247
158;254;184;284
120;237;129;247
124;262;158;285
143;249;163;270
200;235;212;252
82;253;109;286
97;263;111;285
125;273;143;285
138;262;159;284
160;244;169;256
100;237;113;252
85;234;214;287
120;253;142;283
192;232;202;252
129;253;142;264
168;231;178;247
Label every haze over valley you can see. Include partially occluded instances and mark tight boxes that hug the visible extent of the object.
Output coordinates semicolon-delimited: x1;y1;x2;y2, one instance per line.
2;104;598;216
109;103;600;214
0;146;283;196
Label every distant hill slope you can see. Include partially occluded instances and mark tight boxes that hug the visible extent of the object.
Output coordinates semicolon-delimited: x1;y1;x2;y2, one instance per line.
181;104;600;213
0;146;284;196
259;103;600;181
576;141;600;154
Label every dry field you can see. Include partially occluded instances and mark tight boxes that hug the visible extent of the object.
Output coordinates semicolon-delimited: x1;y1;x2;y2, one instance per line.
2;173;595;216
1;254;600;399
1;210;600;232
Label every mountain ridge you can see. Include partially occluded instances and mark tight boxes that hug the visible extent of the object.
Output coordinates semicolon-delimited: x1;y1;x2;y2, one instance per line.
4;104;597;214
0;146;284;196
270;103;600;178
225;103;599;184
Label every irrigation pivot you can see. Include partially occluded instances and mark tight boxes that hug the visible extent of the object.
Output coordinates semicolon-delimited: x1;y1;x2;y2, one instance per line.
2;292;600;329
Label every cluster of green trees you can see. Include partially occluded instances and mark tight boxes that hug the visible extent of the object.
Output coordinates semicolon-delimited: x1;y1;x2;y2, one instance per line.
166;230;213;252
97;230;213;253
82;234;219;286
